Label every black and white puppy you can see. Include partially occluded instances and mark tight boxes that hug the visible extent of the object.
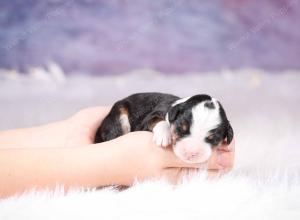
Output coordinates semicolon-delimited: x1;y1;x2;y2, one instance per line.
94;92;233;163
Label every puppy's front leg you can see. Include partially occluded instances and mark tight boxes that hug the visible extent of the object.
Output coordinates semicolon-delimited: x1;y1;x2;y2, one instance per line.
141;111;172;148
152;121;172;148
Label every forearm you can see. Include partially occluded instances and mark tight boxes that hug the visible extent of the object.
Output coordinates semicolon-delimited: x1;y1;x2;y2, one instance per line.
0;142;124;198
0;120;70;148
0;106;111;149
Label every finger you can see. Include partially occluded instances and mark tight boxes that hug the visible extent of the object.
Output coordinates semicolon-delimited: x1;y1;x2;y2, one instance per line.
160;168;181;184
218;138;235;152
207;147;235;170
207;169;223;178
83;107;112;140
65;135;91;147
161;168;199;184
70;106;111;132
227;137;236;151
84;106;111;128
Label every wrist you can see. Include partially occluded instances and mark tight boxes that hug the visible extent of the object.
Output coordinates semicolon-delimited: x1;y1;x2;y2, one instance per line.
91;140;132;186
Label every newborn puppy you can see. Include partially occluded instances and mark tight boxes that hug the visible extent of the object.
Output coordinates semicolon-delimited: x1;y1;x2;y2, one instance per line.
94;92;233;163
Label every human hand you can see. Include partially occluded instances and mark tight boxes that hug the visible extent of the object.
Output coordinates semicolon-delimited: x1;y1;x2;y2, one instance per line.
66;107;235;183
64;106;111;147
0;106;111;149
101;132;235;186
208;138;235;172
0;107;235;198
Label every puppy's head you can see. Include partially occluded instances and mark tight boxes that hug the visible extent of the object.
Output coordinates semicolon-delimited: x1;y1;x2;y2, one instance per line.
166;94;233;163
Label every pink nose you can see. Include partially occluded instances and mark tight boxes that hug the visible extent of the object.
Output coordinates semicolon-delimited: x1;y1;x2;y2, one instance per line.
184;148;200;160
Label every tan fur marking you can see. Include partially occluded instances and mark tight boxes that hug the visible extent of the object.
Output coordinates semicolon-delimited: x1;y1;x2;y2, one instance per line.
149;117;163;131
119;106;128;115
170;124;179;145
182;123;188;131
119;107;131;134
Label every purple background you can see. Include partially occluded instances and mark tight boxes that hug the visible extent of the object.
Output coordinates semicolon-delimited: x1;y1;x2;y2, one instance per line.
0;0;299;74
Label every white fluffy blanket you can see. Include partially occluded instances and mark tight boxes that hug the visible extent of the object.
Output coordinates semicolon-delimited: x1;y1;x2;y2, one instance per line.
0;69;300;219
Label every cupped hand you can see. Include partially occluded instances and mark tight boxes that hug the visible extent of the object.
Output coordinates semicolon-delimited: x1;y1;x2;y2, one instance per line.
65;106;111;147
65;107;235;184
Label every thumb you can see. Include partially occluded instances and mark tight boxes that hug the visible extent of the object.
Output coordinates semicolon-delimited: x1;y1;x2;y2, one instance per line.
161;167;199;184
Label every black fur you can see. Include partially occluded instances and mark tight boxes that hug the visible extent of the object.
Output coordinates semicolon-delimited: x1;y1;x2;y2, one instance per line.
205;101;234;146
168;94;212;139
94;92;233;148
95;93;178;143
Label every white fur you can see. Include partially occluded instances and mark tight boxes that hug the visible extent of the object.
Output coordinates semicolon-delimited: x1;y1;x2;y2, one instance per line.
173;99;221;163
173;139;212;163
165;112;170;125
152;121;172;147
119;114;131;134
190;98;220;135
1;172;299;220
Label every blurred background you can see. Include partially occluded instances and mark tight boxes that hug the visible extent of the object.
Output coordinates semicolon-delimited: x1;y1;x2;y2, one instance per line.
0;0;299;171
0;0;300;73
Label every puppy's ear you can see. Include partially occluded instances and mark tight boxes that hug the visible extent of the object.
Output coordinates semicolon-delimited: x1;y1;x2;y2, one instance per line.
168;105;182;123
225;122;234;145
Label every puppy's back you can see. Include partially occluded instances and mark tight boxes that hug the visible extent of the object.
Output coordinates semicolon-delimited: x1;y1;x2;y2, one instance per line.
94;92;179;143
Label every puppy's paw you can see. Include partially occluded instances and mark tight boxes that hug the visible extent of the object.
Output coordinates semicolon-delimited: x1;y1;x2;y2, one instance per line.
152;121;172;148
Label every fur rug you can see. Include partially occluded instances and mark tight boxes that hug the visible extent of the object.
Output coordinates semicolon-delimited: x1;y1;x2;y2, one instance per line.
0;69;300;219
0;172;299;220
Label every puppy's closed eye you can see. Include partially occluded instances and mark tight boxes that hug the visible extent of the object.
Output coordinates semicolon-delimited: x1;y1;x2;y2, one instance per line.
176;122;190;136
206;134;214;141
182;123;188;131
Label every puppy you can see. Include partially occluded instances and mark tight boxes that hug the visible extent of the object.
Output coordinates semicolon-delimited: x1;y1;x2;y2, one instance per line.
94;92;233;163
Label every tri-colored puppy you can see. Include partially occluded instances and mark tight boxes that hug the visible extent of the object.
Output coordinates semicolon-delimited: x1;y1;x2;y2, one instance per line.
94;92;233;163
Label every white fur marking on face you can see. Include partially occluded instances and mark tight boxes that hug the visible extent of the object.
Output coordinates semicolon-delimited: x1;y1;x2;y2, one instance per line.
172;96;191;107
172;98;221;163
190;99;221;137
119;114;131;134
152;121;172;148
197;144;212;163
